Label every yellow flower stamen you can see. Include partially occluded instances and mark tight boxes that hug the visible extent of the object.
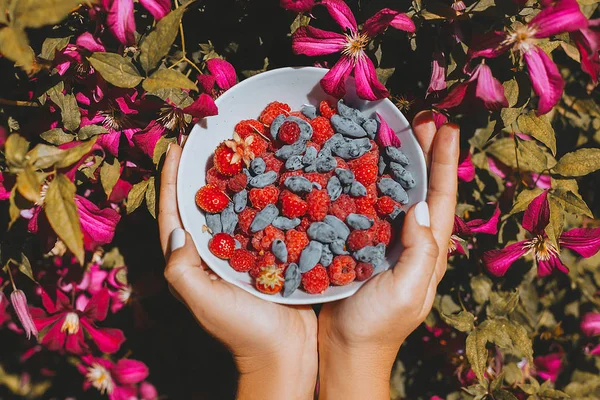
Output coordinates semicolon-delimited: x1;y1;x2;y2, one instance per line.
60;312;80;335
342;31;370;61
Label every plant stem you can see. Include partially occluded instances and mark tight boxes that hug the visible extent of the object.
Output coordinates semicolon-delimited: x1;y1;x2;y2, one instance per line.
5;263;17;291
0;99;39;107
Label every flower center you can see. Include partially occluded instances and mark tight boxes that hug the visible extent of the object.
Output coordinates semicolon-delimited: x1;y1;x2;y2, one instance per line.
256;266;284;289
224;132;256;167
157;106;187;132
119;286;132;304
342;31;369;60
86;363;114;395
504;24;537;54
525;235;558;261
448;235;460;254
61;312;80;335
102;108;130;132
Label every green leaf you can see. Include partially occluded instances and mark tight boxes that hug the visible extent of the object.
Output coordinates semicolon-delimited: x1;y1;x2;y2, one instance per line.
44;174;84;265
139;5;187;72
142;68;198;92
55;138;97;169
290;13;310;34
5;134;30;170
509;188;544;216
0;0;8;24
0;26;34;72
18;253;36;282
13;0;85;28
466;328;489;383
500;107;522;129
551;189;594;218
78;124;108;140
504;79;519;107
551;148;600;177
88;52;143;89
517;112;556;155
40;36;71;60
545;195;564;249
100;157;120;198
126;180;150;214
471;275;493;304
102;247;125;269
517;139;553;173
487;291;519;318
503;320;533;363
153;136;177;165
28;144;65;169
9;188;21;229
16;165;44;203
145;176;157;218
493;389;518;400
48;88;81;132
41;128;75;145
466;0;495;13
439;310;475;333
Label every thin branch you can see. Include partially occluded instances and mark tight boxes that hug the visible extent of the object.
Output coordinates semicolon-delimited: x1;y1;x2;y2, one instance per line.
0;99;39;107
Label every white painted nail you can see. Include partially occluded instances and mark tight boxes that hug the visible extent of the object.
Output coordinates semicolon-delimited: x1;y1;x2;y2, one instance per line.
414;202;430;227
169;228;186;252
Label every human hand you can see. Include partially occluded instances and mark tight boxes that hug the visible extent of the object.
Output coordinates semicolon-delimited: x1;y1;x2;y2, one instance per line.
317;113;460;400
159;144;318;400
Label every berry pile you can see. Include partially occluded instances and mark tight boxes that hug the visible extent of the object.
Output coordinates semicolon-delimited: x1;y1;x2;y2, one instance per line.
195;99;416;297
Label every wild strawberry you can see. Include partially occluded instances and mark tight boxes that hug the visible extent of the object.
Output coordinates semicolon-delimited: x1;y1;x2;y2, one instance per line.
195;184;229;213
329;255;356;286
329;194;356;221
319;100;336;119
255;265;284;295
229;249;256;272
352;163;379;186
208;233;236;259
238;207;258;234
247;134;269;157
347;230;375;251
286;229;309;263
280;190;308;218
375;196;398;215
249;186;279;210
259;101;291;126
310;116;334;145
355;263;374;281
306;189;330;221
227;173;248;193
206;167;228;191
302;264;329;294
214;142;243;176
278;121;301;144
235;119;266;138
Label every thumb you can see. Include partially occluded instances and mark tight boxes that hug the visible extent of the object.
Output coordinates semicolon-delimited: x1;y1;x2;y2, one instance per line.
392;202;440;302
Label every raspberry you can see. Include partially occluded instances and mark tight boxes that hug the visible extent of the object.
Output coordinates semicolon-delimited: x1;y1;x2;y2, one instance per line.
259;101;291;126
195;184;229;213
214;142;243;176
280;190;308;218
374;219;392;246
250;230;265;251
306;189;330;221
286;229;309;263
296;217;311;232
208;233;236;259
334;157;349;170
278;121;301;144
302;264;329;294
348;151;379;170
234;233;250;249
329;255;356;286
249;186;279;210
227;173;248;193
329;194;357;221
347;230;374;251
354;199;378;219
355;263;374;281
375;196;398;215
303;172;329;188
255;265;284;295
238;207;258;234
254;225;285;251
250;252;285;278
261;152;284;174
206;167;228;191
247;134;269;157
279;170;304;185
229;249;256;272
235;119;266;138
306;141;321;152
319;100;336;119
352;163;379;186
309;116;335;145
289;111;311;121
364;184;378;205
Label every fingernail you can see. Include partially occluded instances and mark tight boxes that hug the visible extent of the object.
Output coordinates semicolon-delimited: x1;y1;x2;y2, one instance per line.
414;202;430;227
166;142;172;155
170;228;186;252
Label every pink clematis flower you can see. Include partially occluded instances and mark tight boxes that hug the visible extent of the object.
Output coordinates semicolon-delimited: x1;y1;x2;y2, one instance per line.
30;288;125;354
427;50;447;96
468;0;588;114
375;112;401;147
292;0;415;100
75;196;121;252
103;0;171;45
581;312;600;336
10;289;38;340
0;292;9;327
483;191;600;277
198;58;238;96
140;381;158;400
436;62;508;111
450;205;500;255
571;19;600;83
458;149;476;182
534;352;563;382
77;355;148;400
281;0;315;12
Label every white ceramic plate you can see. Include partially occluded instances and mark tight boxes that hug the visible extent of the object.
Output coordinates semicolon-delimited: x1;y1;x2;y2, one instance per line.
177;67;427;305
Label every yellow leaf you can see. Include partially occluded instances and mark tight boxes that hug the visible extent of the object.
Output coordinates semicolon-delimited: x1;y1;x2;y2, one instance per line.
13;0;90;28
139;5;187;72
551;148;600;177
4;134;30;170
142;69;198;92
100;157;120;198
16;165;44;203
145;176;157;218
126;180;150;214
0;26;34;72
517;111;557;155
88;53;143;89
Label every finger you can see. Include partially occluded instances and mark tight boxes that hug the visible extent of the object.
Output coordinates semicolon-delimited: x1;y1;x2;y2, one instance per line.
159;143;183;255
392;202;440;306
412;110;437;167
427;124;460;281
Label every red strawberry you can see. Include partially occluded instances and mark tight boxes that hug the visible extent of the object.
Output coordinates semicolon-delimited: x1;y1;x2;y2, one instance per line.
280;190;308;219
195;184;229;213
208;233;236;259
255;265;285;295
214;142;242;176
229;249;256;272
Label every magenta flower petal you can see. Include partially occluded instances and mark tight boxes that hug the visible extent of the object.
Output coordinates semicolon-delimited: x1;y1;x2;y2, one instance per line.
76;33;105;53
280;0;315;12
534;352;563;382
581;312;600;336
522;190;550;234
524;47;564;115
182;93;219;119
435;82;469;109
453;215;470;236
104;0;136;46
139;0;171;20
375;112;401;147
483;241;529;276
457;149;475;182
40;317;67;351
84;288;111;322
114;359;149;385
133;122;165;158
363;9;415;36
354;54;389;100
321;0;358;33
530;0;588;39
572;20;600;83
97;132;121;157
140;382;159;400
427;50;447;96
10;290;38;340
75;196;121;252
537;253;569;277
433;111;448;129
468;204;501;235
292;26;347;57
321;56;355;98
80;319;125;354
197;74;217;94
473;63;508;110
560;227;600;258
390;13;416;33
206;59;237;90
65;329;86;354
467;31;510;59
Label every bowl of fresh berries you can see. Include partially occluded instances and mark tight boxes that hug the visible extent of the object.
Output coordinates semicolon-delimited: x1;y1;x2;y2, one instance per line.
177;67;427;304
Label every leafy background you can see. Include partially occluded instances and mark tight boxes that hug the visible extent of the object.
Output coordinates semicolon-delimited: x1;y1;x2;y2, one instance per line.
0;0;599;399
